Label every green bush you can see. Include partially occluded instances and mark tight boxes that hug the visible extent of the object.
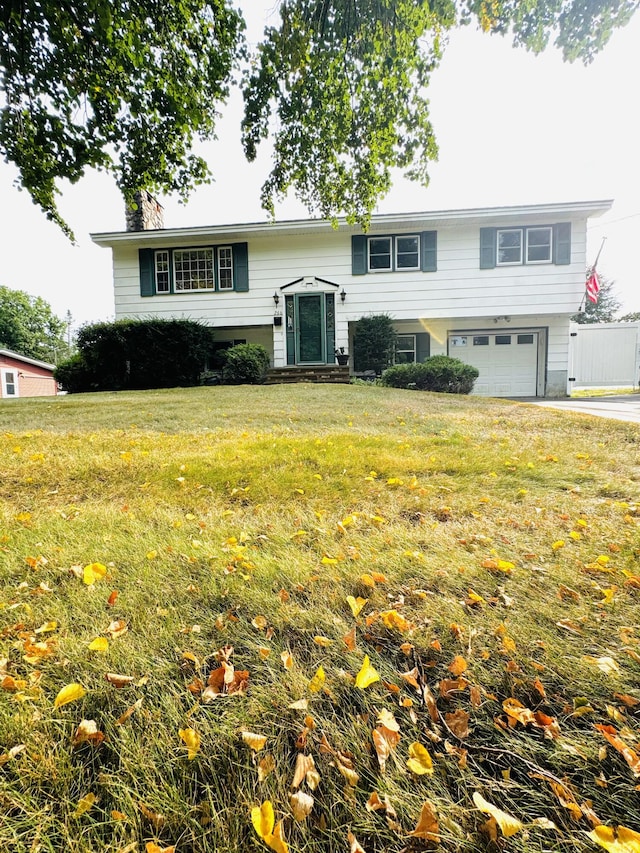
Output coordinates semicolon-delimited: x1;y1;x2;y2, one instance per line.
57;319;214;392
54;353;94;393
221;343;270;384
381;355;479;394
353;314;397;374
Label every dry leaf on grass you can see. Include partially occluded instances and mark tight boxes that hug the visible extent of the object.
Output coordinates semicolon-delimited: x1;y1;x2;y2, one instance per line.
54;683;86;709
472;792;522;837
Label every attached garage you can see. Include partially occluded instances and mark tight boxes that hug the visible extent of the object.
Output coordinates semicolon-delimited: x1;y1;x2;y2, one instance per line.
448;330;542;397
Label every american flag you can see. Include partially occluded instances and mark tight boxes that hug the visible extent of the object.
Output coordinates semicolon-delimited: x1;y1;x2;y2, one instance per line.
586;268;600;304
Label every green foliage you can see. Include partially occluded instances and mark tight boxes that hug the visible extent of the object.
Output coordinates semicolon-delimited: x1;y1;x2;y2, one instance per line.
571;274;622;324
221;343;270;385
2;2;637;235
381;355;479;393
0;0;244;238
619;311;640;323
353;314;398;374
56;318;213;392
0;285;68;362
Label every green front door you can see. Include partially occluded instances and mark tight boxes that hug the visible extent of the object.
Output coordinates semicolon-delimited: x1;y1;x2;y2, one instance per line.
296;294;325;364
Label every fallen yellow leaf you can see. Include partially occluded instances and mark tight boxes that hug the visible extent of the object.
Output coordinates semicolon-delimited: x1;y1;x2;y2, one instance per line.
54;683;86;709
252;800;275;840
83;563;107;585
242;731;268;752
346;595;368;617
587;825;640;853
355;655;380;689
407;742;434;775
309;666;325;693
88;637;109;652
74;792;97;817
178;727;201;759
472;792;523;837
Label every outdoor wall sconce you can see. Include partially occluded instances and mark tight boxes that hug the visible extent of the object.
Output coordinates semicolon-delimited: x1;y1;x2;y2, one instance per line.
340;288;346;303
273;292;280;306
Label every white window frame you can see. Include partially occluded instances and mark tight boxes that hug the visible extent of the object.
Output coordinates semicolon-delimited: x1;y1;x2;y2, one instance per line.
1;368;19;398
217;246;234;290
173;248;215;292
395;235;420;271
525;227;553;264
368;236;392;271
154;250;170;293
394;334;417;364
497;229;523;265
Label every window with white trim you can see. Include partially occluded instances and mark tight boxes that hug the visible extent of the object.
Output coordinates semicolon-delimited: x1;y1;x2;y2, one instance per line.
174;248;215;291
155;251;170;293
395;236;420;270
368;237;392;270
217;246;233;290
2;369;18;397
395;334;416;364
497;226;553;265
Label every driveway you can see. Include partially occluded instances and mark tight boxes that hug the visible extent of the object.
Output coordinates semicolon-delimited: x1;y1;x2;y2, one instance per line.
527;393;640;424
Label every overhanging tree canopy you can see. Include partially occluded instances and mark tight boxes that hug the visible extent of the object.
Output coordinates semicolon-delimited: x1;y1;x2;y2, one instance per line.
1;0;637;235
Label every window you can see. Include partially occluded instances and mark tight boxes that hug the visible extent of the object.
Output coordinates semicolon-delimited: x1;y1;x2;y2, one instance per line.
368;237;392;270
396;236;420;270
140;243;248;296
368;235;421;271
495;335;511;345
174;249;215;291
526;227;552;263
155;251;170;293
353;232;436;275
517;334;534;344
473;336;489;346
395;334;416;364
2;369;18;397
481;223;566;268
218;247;233;290
497;229;523;265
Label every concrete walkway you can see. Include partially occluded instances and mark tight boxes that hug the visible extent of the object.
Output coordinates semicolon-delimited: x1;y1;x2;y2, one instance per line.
528;393;640;424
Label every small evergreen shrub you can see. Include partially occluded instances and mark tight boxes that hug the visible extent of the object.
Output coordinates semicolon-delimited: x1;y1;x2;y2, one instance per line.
353;314;398;374
381;355;479;394
221;343;270;384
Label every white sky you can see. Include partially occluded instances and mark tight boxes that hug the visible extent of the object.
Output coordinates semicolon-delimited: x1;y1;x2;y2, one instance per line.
1;3;638;327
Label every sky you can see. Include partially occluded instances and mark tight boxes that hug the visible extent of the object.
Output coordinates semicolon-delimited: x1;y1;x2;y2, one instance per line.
1;3;639;329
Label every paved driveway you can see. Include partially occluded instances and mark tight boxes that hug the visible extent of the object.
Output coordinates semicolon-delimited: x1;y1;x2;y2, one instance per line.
529;393;640;424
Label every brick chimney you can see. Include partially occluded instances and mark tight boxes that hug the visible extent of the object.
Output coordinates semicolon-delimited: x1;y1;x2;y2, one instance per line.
126;190;164;231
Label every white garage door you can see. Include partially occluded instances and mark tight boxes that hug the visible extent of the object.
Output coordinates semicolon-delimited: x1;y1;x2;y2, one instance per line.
449;332;539;397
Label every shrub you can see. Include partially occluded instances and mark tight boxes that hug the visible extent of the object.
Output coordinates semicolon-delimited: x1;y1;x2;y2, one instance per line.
381;355;479;394
221;343;270;384
353;314;397;374
67;318;214;391
54;353;94;393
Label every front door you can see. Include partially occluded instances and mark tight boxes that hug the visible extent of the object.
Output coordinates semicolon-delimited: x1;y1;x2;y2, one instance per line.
296;294;325;364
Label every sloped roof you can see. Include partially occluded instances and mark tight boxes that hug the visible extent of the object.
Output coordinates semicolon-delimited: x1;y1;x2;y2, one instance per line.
0;349;55;371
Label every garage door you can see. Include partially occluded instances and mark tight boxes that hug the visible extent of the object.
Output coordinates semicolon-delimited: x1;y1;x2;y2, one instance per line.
448;332;538;397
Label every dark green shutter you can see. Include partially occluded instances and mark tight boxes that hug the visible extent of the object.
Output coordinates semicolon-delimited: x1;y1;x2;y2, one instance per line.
420;231;437;272
139;248;155;296
553;223;571;265
232;242;249;291
479;228;496;269
352;235;367;275
416;332;430;363
325;293;335;363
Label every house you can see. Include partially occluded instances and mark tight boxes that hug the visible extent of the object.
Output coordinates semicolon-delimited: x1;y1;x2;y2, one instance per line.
91;193;612;398
0;350;58;398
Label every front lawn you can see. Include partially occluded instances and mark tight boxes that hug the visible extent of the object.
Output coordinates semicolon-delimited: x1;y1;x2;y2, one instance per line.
1;385;639;853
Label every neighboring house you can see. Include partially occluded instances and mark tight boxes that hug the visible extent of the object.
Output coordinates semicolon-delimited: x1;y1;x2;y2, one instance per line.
91;193;612;398
0;350;58;398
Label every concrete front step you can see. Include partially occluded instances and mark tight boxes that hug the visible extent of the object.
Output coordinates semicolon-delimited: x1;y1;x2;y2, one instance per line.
265;366;350;385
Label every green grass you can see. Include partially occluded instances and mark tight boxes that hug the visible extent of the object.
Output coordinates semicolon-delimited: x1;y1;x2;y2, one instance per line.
571;387;639;397
1;385;639;853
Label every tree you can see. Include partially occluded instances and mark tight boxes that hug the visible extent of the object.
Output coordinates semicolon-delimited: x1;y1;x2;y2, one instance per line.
571;274;622;324
353;314;397;374
0;285;68;361
1;2;637;236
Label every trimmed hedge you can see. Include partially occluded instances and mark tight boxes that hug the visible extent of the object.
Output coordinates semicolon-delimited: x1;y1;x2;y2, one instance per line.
55;318;213;392
353;314;397;374
381;355;479;394
221;343;270;384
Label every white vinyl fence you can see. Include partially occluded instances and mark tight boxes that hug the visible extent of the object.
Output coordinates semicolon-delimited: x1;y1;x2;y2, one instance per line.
568;322;640;389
